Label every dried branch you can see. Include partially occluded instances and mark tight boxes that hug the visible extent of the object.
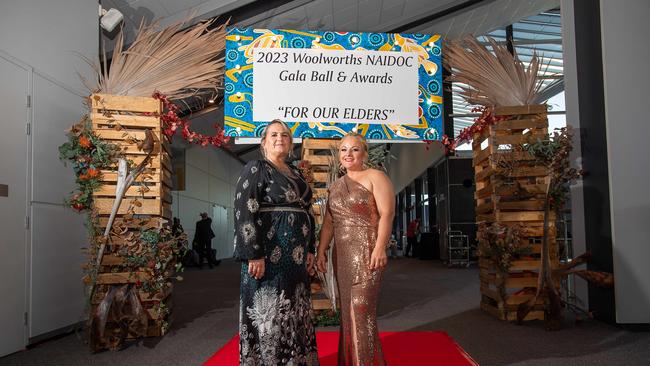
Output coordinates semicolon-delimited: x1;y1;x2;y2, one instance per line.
85;17;226;101
444;36;555;107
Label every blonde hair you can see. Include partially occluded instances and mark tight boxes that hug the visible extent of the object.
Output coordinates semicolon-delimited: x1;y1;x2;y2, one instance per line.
260;119;294;158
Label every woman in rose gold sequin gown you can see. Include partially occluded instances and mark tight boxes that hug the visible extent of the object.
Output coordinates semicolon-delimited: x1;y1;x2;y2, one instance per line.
317;133;395;366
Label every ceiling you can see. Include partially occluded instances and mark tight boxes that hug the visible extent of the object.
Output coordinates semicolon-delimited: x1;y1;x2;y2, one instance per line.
99;0;561;159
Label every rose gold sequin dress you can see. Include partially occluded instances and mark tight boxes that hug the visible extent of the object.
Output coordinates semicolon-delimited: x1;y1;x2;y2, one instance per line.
327;175;386;366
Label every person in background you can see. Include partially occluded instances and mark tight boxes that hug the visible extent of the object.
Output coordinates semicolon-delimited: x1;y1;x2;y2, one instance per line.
388;234;398;259
405;218;420;258
193;212;219;269
171;217;184;237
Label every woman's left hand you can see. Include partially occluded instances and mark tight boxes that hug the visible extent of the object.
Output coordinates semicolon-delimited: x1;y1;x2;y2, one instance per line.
369;247;388;270
306;252;316;275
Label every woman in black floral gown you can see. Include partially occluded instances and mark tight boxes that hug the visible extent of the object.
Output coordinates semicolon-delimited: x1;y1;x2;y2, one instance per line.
233;120;319;365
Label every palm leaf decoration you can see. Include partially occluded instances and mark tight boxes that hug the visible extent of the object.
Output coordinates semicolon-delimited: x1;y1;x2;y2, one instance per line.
83;17;225;101
444;36;555;107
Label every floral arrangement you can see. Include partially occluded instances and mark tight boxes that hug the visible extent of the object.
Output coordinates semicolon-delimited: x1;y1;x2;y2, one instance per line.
477;223;530;274
58;116;120;211
152;91;229;147
440;106;507;154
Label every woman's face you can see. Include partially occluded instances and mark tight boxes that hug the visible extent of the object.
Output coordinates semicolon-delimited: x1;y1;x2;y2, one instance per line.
339;136;366;171
263;123;292;159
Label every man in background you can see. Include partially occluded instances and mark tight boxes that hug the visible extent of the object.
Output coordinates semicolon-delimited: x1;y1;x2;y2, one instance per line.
193;212;219;268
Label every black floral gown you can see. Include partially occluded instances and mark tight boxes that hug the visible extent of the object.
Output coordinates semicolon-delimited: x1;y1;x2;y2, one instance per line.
233;159;319;366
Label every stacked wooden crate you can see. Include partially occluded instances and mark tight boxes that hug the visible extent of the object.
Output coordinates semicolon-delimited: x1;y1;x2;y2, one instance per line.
473;105;558;321
301;138;340;311
89;93;174;337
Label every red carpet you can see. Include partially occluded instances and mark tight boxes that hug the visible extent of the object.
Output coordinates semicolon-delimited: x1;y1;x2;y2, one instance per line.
204;331;478;365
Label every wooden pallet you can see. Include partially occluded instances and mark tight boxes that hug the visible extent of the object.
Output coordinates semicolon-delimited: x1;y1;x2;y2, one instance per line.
473;104;558;322
88;94;175;341
301;138;341;312
301;138;340;224
90;93;173;219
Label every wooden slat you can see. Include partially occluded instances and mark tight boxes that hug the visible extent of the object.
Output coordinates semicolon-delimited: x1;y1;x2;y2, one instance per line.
473;148;490;166
94;184;161;197
493;105;547;116
313;188;328;197
97;217;165;229
507;310;545;321
493;132;546;145
94;197;162;216
480;286;502;302
509;260;542;271
497;200;545;211
497;211;546;222
305;155;331;166
94;271;151;284
113;142;163;155
91;94;161;113
313;172;329;183
476;201;494;214
491;151;536;162
91;113;161;128
495;184;546;197
475;185;493;200
94;129;163;141
101;170;162;183
101;254;125;266
492;118;547;131
472;128;490;148
475;166;494;181
505;166;549;178
302;139;340;150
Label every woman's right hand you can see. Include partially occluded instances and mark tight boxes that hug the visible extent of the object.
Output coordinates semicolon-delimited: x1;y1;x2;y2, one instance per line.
248;258;265;280
316;252;328;273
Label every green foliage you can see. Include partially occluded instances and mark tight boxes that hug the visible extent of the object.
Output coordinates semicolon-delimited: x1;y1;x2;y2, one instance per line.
523;127;582;210
58;116;119;211
314;310;340;327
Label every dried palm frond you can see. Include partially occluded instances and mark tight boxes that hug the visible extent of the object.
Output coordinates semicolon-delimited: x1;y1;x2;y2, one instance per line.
444;36;554;107
84;17;226;101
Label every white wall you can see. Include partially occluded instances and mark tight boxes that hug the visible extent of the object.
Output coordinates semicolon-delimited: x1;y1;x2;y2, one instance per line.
0;0;99;347
600;0;650;324
171;112;245;260
388;143;444;193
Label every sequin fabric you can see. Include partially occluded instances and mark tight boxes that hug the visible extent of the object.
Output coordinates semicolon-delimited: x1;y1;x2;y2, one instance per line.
328;175;386;366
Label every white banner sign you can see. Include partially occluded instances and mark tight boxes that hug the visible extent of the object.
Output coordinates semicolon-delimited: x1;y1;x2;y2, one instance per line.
252;48;419;125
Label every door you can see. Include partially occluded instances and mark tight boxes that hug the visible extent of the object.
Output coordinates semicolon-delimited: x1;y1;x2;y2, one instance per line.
212;204;230;259
0;54;29;356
